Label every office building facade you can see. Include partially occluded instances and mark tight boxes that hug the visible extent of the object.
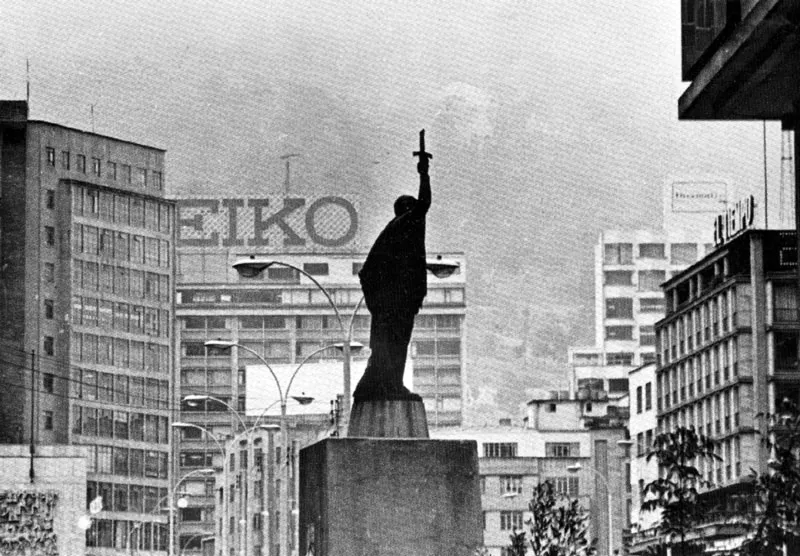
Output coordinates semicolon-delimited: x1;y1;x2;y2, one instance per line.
0;100;176;554
653;228;799;549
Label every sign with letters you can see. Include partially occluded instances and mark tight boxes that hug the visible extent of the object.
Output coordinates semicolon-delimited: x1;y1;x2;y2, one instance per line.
713;195;755;246
175;196;359;250
671;181;727;213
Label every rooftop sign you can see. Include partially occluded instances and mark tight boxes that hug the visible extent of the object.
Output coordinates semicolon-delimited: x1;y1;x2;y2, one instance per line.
713;195;754;246
176;196;359;250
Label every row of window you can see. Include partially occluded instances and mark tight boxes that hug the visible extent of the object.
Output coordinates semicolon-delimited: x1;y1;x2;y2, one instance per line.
177;286;466;306
72;296;169;337
604;270;675;290
659;386;741;440
660;425;742;486
84;519;167;550
73;260;170;304
605;324;656;345
45;149;164;190
658;289;737;364
635;429;655;457
480;475;579;498
604;242;709;266
72;368;169;408
84;445;169;481
72;184;169;231
73;407;170;445
606;296;666;318
412;367;461;386
658;337;741;411
71;332;170;373
73;225;171;268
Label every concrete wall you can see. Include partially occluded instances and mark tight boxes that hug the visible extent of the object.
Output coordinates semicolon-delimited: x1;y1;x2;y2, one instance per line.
0;444;88;555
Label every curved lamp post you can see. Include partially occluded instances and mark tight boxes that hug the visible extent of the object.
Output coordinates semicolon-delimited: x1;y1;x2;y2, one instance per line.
123;467;214;556
231;256;458;421
202;339;358;556
567;463;614;556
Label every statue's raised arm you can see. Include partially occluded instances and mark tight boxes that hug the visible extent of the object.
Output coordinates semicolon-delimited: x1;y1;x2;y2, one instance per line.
353;130;432;402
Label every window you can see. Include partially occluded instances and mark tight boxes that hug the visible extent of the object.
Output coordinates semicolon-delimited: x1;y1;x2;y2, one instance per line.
267;267;298;281
640;325;656;346
108;162;117;181
43;336;54;356
639;243;665;259
46;148;55;166
645;382;652;410
43;373;54;393
92;158;101;177
352;262;364;275
551;476;580;497
608;378;629;392
638;270;666;291
45;190;55;209
671;243;698;265
636;386;643;413
604;243;633;265
640;297;666;313
43;411;53;430
138;168;147;187
499;475;523;495
77;154;86;173
44;226;55;246
606;297;633;319
44;263;55;283
44;299;54;319
121;164;132;184
606;326;633;340
483;443;517;458
605;271;633;286
500;511;524;531
303;262;329;276
152;171;163;190
606;352;634;366
61;151;70;170
545;442;579;457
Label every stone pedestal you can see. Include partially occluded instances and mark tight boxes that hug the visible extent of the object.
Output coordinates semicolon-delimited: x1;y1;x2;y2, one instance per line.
299;438;482;556
347;399;429;438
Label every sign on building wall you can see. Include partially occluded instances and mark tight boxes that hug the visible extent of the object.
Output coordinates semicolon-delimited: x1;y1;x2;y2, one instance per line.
176;196;359;250
714;195;755;246
670;181;728;213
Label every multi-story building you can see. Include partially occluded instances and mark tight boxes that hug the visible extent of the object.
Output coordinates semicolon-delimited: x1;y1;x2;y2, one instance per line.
626;363;660;553
569;230;713;401
0;100;176;554
173;195;467;553
434;393;628;556
653;228;800;550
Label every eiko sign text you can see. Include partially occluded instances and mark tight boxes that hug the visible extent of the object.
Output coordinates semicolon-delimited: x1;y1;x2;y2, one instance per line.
177;196;359;249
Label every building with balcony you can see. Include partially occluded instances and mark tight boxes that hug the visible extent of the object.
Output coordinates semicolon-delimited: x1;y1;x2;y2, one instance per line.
0;100;176;554
173;196;467;553
653;229;800;550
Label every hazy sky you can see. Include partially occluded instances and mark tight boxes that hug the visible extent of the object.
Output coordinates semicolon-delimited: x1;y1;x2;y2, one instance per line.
2;1;785;421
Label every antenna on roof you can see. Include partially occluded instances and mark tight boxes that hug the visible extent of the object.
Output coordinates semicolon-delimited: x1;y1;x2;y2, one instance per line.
26;59;30;103
90;104;95;133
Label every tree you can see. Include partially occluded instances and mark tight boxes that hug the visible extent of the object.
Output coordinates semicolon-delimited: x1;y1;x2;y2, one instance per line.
509;480;597;556
641;426;719;556
741;399;800;555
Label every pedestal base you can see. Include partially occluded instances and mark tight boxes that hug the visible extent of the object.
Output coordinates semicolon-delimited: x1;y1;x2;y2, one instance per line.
300;438;482;556
347;399;429;438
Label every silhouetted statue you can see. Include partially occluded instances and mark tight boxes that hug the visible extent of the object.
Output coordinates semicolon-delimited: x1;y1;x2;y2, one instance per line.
353;130;432;401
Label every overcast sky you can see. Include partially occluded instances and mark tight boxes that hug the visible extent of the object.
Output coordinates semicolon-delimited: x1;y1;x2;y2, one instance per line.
2;0;786;420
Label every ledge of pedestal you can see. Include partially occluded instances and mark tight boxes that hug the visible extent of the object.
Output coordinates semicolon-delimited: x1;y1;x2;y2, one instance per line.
347;399;429;438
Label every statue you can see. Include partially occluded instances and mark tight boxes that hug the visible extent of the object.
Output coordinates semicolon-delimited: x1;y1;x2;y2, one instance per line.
353;130;432;402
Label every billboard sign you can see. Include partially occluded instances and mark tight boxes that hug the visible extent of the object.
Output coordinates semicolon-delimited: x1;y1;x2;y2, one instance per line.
176;196;359;250
671;181;727;213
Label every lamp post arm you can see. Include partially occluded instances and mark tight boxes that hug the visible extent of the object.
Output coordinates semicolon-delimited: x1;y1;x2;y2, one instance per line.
227;342;285;404
250;399;283;431
192;394;249;433
285;343;340;402
346;296;365;343
269;261;346;333
174;423;226;459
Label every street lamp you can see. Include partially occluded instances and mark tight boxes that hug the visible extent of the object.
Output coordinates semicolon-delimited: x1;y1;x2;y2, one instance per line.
567;463;614;556
204;339;348;556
